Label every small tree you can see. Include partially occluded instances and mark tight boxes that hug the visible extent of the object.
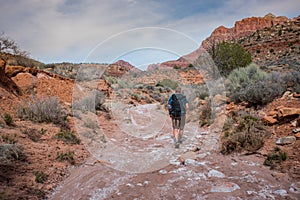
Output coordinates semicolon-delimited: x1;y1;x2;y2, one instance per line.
210;41;252;77
0;32;28;57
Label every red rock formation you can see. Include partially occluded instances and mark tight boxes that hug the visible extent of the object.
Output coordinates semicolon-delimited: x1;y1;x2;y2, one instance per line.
201;13;288;50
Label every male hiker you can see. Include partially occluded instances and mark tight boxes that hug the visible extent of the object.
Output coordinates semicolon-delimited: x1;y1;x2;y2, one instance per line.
168;87;188;148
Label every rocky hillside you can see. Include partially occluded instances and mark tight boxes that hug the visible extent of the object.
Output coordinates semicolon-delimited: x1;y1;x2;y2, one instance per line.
239;15;300;67
156;13;299;70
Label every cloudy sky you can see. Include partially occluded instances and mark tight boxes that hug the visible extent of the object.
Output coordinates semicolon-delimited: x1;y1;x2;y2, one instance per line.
0;0;299;68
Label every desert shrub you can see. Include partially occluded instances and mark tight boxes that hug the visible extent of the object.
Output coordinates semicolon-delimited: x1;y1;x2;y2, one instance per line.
18;96;66;125
1;134;17;144
281;70;300;92
210;41;252;77
73;90;107;112
0;144;26;164
34;171;48;183
22;128;46;142
132;93;142;101
199;99;213;127
156;79;178;90
264;147;287;169
228;64;284;106
221;114;267;154
54;129;80;145
3;113;13;126
56;151;75;164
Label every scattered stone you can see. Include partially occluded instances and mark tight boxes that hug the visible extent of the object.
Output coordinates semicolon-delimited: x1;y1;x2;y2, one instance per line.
159;170;168;175
273;189;287;196
262;115;278;125
179;151;197;163
213;94;227;106
169;159;180;166
293;128;300;133
210;182;240;193
281;91;292;99
267;110;278;117
208;169;225;178
136;183;143;187
196;153;209;159
185;159;201;166
289;182;300;194
275;136;296;145
291;120;298;127
293;93;300;98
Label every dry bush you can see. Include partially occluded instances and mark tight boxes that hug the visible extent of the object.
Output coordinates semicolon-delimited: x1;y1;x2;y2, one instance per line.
0;144;26;164
221;114;268;154
17;96;67;127
54;129;80;145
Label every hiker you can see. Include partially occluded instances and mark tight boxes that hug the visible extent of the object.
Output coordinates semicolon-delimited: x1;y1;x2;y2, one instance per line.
168;87;188;148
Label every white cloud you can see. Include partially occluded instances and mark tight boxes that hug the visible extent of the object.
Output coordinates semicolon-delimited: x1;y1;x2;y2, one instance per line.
0;0;298;64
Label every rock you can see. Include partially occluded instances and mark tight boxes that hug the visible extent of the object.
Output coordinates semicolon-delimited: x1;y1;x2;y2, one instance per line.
158;170;167;175
0;59;6;73
295;133;300;140
208;169;225;178
293;93;300;98
262;115;277;125
275;136;296;145
277;107;300;118
291;120;298;127
267;110;278;117
293;128;300;133
273;189;287;196
5;65;26;77
210;182;240;193
281;91;292;99
179;151;197;163
213;94;227;106
289;182;300;194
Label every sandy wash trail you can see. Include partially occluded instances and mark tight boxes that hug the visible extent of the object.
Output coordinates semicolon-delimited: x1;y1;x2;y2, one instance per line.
50;103;300;200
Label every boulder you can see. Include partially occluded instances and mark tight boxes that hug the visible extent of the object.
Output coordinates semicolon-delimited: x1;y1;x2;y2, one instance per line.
262;115;277;125
5;65;26;77
295;133;300;140
277;107;300;118
275;136;296;145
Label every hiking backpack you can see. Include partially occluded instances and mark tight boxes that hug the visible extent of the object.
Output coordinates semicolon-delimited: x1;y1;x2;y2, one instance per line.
169;94;186;118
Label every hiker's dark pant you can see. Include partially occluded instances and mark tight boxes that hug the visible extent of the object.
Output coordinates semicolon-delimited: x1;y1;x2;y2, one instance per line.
172;115;186;130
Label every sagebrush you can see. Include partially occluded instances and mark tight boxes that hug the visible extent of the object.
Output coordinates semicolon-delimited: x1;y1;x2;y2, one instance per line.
18;96;67;125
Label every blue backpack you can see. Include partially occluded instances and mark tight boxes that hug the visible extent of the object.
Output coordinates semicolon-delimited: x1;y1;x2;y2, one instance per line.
168;94;186;118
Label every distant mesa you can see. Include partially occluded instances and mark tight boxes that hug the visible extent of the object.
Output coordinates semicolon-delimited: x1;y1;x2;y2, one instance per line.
105;60;141;76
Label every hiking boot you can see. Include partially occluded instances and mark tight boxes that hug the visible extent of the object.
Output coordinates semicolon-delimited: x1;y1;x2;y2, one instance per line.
174;142;180;149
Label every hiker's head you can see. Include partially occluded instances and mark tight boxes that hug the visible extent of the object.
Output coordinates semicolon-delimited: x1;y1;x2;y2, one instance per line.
175;87;181;93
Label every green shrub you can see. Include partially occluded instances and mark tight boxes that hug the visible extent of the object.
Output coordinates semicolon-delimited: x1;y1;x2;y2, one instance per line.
210;41;252;77
3;113;13;126
56;151;75;164
221;114;266;154
54;130;80;145
156;79;178;90
17;96;66;125
34;171;48;183
264;147;287;169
